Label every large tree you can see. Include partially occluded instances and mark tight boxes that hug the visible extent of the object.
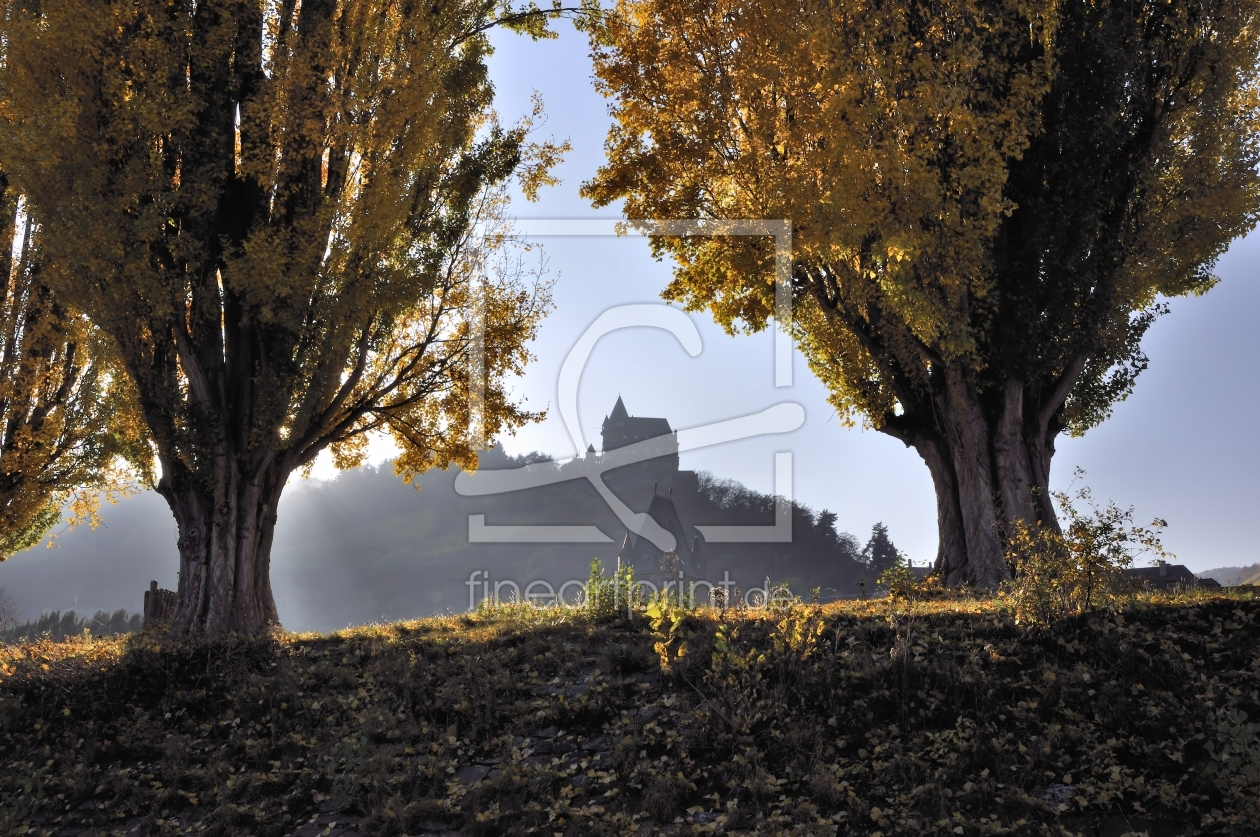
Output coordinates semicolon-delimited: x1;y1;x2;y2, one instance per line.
584;0;1260;585
0;0;569;636
0;170;147;559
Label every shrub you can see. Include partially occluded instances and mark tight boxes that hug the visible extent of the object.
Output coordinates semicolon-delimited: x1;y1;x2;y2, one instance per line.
585;557;637;619
1004;470;1169;625
876;559;915;599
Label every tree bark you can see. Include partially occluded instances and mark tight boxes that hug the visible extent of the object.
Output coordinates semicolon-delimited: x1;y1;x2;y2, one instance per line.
895;368;1065;588
911;436;969;583
937;364;1010;587
156;453;289;638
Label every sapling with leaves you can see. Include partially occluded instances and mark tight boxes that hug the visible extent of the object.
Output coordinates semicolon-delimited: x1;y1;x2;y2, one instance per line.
877;560;916;600
585;557;637;618
1003;469;1171;625
0;0;594;636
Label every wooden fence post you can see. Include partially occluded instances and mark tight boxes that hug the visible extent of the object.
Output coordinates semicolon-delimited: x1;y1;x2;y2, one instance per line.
143;580;176;631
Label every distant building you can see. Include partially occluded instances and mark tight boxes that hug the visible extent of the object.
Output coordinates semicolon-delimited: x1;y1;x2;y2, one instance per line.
617;492;706;592
1126;560;1220;591
909;564;933;582
595;396;697;497
602;396;677;464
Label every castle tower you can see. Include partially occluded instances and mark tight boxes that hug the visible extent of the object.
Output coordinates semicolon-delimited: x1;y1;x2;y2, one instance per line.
600;395;679;473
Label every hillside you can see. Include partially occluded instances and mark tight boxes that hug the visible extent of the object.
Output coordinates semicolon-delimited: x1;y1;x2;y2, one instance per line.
270;448;871;630
2;591;1258;836
0;447;882;635
1198;565;1260;588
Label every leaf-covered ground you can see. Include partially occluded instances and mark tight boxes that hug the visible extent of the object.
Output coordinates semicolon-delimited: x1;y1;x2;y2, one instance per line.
1;592;1258;836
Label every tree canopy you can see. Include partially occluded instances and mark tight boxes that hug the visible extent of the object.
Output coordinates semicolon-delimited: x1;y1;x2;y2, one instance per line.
0;0;573;635
0;170;147;559
585;0;1260;585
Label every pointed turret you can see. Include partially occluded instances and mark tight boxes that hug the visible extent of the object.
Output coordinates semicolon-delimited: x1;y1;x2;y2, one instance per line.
609;395;629;421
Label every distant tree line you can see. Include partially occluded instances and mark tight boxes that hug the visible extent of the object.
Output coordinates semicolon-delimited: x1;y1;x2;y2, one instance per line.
690;472;904;592
1;604;142;644
0;585;144;644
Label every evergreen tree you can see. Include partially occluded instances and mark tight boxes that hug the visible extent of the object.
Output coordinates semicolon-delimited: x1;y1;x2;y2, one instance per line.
861;523;902;578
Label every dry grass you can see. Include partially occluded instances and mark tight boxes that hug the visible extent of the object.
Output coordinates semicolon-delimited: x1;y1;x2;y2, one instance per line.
1;591;1258;836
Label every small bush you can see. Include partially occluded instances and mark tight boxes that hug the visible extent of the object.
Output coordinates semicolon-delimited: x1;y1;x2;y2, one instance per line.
584;557;637;619
1004;471;1168;625
876;560;915;599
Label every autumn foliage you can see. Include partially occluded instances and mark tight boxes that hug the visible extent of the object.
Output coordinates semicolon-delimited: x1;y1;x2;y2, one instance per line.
0;0;564;635
585;0;1260;587
0;171;148;559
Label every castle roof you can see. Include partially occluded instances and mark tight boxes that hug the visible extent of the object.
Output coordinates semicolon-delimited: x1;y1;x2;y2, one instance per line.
1126;562;1213;590
645;493;691;564
621;492;697;572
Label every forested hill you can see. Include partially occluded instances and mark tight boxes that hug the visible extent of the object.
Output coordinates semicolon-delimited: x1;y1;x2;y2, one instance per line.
1200;565;1260;587
272;446;878;631
0;448;894;635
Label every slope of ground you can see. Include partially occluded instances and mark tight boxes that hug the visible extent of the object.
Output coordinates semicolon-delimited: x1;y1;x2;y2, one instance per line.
1197;566;1260;588
1;591;1258;836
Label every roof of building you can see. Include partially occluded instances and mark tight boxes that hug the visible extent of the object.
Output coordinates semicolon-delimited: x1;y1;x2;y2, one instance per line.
1126;562;1211;588
644;494;691;563
619;492;701;573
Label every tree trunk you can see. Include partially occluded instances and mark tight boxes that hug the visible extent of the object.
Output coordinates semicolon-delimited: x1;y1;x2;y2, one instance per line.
156;453;288;638
900;368;1062;588
912;436;969;582
937;364;1010;586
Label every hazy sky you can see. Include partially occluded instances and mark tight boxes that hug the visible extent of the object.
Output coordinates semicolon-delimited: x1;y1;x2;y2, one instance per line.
2;21;1257;621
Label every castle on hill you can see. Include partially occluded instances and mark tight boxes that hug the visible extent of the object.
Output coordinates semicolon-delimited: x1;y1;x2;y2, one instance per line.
600;395;678;469
590;396;705;588
591;395;698;494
